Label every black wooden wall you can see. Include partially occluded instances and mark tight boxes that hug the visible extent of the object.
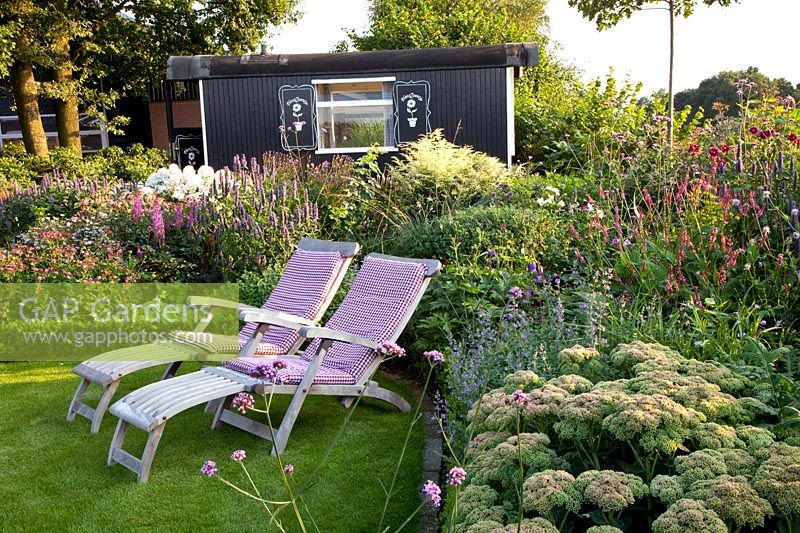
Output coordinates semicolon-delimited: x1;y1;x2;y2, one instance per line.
201;67;509;168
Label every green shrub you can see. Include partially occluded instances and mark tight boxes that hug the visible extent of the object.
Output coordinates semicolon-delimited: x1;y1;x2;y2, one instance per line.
386;130;511;219
388;205;572;269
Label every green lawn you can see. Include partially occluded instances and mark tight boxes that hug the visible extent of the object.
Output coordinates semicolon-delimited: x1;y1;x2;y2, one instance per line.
0;362;424;532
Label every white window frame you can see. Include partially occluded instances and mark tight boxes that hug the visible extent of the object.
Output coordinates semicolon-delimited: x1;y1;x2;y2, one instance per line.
0;113;108;154
312;77;399;154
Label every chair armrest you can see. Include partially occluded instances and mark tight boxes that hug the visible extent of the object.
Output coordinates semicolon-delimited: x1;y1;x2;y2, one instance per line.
297;326;379;350
239;309;316;330
185;296;259;314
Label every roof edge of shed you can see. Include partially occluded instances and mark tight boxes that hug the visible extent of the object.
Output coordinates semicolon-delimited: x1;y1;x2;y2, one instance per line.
166;42;539;81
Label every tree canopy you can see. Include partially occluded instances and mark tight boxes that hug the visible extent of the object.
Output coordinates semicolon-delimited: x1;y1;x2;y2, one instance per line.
346;0;548;51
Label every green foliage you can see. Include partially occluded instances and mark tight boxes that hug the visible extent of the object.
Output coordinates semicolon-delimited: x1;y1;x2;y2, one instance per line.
385;130;512;220
568;0;741;29
0;143;167;185
347;0;547;51
652;499;727;533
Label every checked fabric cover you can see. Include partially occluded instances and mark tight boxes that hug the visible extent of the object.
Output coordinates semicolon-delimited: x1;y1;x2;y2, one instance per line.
174;248;344;355
225;256;427;385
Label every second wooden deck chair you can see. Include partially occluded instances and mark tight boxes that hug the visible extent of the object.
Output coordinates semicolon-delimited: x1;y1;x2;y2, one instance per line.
66;238;359;433
106;253;440;482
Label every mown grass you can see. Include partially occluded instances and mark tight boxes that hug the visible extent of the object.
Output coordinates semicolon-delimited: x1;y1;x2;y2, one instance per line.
0;362;424;532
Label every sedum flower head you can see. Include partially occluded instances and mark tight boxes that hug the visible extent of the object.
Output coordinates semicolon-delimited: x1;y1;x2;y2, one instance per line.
467;431;511;458
503;370;543;393
469;391;517;433
586;527;624;533
650;475;684;506
522;384;571;422
574;470;648;514
522;469;581;515
718;448;757;477
625;370;707;397
685;475;773;529
609;341;684;376
752;443;800;518
679;359;748;393
557;344;598;366
691;422;745;450
455;484;503;528
602;394;704;454
632;358;681;375
554;390;625;443
464;520;505;533
546;374;593;394
501;518;559;532
673;384;745;423
675;449;728;485
735;425;776;450
470;433;564;488
652;499;727;533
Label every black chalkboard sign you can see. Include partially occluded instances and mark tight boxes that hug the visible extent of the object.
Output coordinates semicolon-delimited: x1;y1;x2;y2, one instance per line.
393;81;431;145
174;128;204;169
279;85;317;150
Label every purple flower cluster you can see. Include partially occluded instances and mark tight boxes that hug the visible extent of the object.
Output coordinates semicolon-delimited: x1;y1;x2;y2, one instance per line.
446;467;467;486
511;389;531;406
150;198;165;246
283;464;294;475
380;341;406;358
423;349;444;364
232;392;254;414
231;449;246;462
200;460;217;477
421;480;442;507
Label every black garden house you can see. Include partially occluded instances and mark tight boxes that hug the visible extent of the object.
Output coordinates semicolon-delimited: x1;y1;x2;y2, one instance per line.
160;42;539;169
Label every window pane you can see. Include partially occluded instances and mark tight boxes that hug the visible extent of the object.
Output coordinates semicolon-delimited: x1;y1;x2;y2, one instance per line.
317;81;391;102
80;133;105;151
318;105;393;149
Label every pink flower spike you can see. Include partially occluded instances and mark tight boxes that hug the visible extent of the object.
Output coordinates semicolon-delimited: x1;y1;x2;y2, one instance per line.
421;480;442;507
446;467;467;486
231;450;246;462
200;460;217;477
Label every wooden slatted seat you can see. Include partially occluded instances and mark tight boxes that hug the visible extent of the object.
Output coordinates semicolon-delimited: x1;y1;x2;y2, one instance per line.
65;238;358;433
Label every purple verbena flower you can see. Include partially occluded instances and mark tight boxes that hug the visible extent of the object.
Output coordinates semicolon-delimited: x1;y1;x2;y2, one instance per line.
511;389;530;406
283;464;294;475
421;480;442;507
509;286;523;300
200;460;217;477
446;467;467;486
250;363;276;381
423;350;444;364
272;359;287;370
232;392;254;414
231;450;246;462
380;341;405;358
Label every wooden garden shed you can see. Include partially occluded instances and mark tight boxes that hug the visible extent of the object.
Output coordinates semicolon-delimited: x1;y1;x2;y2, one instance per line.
161;42;539;169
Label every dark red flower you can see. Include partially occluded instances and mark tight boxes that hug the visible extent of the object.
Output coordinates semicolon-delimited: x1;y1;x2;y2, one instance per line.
788;133;800;145
748;126;761;136
720;144;731;154
707;146;721;158
759;128;776;140
687;143;701;155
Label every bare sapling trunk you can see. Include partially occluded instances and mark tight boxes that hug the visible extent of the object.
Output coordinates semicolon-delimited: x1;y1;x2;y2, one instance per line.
667;0;675;149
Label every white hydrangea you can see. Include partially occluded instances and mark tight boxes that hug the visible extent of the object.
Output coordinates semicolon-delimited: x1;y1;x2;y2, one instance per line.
140;163;216;200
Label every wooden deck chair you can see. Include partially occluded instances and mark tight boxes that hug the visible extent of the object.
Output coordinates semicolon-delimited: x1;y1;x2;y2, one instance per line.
66;238;359;433
106;253;440;482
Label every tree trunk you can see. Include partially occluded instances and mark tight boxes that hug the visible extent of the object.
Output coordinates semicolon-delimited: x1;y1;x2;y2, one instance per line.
667;0;675;149
53;38;82;156
9;51;48;156
53;2;82;156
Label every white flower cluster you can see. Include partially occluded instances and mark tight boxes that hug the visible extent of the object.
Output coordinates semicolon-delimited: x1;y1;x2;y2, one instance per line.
536;186;566;208
140;164;217;201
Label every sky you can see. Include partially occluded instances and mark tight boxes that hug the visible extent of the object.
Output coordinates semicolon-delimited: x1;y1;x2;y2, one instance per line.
269;0;800;95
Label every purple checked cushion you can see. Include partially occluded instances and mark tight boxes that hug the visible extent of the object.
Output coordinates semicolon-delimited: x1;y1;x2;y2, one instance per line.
301;256;427;382
237;248;344;355
224;357;357;385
